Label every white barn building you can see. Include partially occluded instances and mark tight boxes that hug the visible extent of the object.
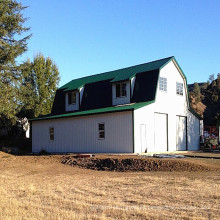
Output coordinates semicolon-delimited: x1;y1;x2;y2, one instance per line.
32;56;201;153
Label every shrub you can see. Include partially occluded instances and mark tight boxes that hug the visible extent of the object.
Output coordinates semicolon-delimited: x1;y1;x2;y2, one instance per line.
39;149;50;155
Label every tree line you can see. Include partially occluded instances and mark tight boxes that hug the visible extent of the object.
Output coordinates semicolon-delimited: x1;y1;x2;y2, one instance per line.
192;74;220;104
0;0;60;134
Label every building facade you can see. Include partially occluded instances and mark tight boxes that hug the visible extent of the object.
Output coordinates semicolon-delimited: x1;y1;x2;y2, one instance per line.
32;56;201;153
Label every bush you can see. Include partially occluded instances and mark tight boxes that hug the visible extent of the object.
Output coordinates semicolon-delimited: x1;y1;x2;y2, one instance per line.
0;137;31;152
39;149;50;155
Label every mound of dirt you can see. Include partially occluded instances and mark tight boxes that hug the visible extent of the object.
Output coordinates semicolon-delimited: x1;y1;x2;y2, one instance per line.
61;156;215;172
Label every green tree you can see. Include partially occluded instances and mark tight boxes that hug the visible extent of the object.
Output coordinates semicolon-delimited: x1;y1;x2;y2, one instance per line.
211;80;217;87
19;59;35;118
217;73;220;91
20;54;60;118
193;82;201;103
211;93;218;103
0;0;31;128
201;82;208;90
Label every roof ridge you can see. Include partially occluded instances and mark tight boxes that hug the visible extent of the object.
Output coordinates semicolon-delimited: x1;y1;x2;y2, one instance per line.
103;56;174;73
60;56;174;90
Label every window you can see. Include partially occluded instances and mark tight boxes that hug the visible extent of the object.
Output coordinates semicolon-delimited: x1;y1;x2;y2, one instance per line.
116;83;127;98
68;92;76;105
98;123;105;139
159;77;167;92
49;127;54;141
176;82;183;96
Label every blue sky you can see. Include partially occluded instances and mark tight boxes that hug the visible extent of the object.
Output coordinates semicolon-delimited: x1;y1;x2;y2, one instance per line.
19;0;220;86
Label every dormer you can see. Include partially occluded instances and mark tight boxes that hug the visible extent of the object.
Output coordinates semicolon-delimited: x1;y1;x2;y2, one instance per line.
65;86;85;112
65;90;79;111
112;81;130;106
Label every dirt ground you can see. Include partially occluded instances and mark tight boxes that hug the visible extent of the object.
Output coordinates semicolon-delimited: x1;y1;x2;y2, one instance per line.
0;151;220;219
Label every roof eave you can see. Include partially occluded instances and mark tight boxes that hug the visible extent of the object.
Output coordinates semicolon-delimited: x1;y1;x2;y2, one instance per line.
30;101;155;122
189;107;202;120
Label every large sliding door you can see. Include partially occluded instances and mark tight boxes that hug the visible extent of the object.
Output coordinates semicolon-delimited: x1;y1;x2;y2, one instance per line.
154;113;168;152
176;116;187;151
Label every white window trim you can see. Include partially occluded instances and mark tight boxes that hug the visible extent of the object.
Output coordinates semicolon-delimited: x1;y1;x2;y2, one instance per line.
49;126;54;141
116;82;127;98
159;77;167;92
67;91;77;105
176;82;183;96
98;123;105;140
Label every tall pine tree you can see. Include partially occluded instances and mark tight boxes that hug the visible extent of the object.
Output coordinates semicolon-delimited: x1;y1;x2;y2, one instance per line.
193;82;201;103
0;0;31;129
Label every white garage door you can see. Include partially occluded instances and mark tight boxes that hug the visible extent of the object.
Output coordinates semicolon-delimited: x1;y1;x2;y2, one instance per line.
176;116;187;151
154;113;168;152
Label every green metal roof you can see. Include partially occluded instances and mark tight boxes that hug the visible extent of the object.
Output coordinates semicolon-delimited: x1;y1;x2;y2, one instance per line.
59;56;174;92
31;101;154;121
31;55;201;121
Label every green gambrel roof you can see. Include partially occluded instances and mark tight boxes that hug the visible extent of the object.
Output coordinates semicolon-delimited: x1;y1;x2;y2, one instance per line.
59;56;174;92
31;101;154;121
31;56;201;121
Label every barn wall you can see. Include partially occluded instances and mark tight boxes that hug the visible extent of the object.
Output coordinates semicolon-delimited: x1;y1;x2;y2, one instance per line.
134;104;155;153
134;60;200;153
155;60;188;151
32;111;133;153
187;111;200;150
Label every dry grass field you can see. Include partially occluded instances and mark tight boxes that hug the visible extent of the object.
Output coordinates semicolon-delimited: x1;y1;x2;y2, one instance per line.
0;151;219;220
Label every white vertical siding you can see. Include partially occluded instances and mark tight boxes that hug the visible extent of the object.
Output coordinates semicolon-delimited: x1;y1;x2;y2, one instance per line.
134;60;200;153
154;60;188;151
187;111;200;151
112;81;130;106
134;104;155;153
32;111;133;153
176;116;187;151
134;105;200;153
65;92;79;111
154;113;168;152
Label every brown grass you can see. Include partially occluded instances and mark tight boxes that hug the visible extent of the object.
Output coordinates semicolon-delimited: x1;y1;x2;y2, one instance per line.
0;152;219;219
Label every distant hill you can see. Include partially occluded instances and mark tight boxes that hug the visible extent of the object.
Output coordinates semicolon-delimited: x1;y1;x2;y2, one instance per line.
188;79;220;126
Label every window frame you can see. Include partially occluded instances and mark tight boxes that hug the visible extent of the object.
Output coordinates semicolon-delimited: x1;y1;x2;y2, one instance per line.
116;82;127;98
49;127;54;141
68;91;76;105
159;77;167;92
98;123;105;140
176;82;183;96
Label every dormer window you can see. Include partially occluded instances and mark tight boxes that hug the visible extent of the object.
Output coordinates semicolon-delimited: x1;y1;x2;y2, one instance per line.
68;92;76;105
159;77;167;92
116;82;127;98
